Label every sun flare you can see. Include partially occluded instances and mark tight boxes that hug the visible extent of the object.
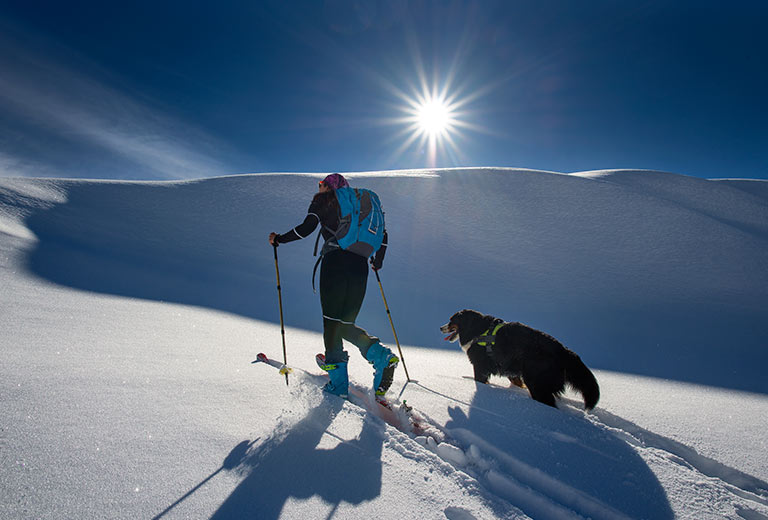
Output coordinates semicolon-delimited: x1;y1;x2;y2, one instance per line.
416;98;453;137
388;74;483;167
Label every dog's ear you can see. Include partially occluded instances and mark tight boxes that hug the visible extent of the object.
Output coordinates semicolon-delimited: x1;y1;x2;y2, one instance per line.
456;309;482;322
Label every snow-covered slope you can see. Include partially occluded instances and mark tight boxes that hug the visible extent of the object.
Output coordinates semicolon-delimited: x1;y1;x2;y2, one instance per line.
1;169;767;519
4;169;768;391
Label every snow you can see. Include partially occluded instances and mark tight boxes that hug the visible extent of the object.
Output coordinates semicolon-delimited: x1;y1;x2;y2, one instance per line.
1;168;768;519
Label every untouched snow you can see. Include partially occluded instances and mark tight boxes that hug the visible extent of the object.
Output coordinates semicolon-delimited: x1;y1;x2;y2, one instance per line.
1;168;768;519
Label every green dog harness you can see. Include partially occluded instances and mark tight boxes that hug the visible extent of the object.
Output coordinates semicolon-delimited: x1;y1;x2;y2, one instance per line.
476;322;504;354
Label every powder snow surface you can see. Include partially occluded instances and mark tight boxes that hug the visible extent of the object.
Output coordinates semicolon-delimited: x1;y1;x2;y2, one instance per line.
1;169;767;519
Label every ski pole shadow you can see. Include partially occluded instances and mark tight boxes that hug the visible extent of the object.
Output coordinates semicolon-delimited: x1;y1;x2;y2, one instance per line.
151;439;259;520
209;395;385;519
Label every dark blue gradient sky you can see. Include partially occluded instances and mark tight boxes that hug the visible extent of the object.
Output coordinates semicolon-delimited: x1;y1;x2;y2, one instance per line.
1;1;766;180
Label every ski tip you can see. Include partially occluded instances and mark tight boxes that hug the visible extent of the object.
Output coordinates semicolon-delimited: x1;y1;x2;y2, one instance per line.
252;353;269;364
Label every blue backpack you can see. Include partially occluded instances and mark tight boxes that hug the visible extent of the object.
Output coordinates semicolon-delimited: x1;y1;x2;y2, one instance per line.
332;187;385;258
312;187;385;289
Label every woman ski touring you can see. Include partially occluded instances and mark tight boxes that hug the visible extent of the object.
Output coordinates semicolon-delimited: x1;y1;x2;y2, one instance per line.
268;173;398;399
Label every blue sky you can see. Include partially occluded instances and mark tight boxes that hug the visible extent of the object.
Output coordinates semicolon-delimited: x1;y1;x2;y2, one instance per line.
0;0;766;180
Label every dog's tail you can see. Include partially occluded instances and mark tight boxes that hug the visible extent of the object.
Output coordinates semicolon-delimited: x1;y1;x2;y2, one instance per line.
563;350;600;411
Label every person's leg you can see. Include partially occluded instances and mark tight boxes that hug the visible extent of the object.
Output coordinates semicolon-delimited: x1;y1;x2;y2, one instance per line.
318;252;351;396
321;251;397;394
319;251;352;364
334;252;398;394
329;251;378;358
340;323;380;359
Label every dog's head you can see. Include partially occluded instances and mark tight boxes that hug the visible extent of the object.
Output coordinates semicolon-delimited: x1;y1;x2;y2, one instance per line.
440;309;487;349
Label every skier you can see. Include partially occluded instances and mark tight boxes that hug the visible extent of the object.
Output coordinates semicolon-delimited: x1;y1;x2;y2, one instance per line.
268;173;398;398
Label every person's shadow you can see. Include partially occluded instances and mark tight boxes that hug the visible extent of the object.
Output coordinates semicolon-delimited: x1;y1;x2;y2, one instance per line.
210;396;384;519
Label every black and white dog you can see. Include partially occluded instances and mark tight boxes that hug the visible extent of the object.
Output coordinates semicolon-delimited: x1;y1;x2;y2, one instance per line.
441;309;600;410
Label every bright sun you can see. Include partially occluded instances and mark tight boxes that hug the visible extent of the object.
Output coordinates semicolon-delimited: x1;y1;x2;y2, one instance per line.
417;99;452;136
390;80;475;167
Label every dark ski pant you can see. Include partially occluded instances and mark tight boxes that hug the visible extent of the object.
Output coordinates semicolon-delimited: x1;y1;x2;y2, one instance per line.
319;249;380;364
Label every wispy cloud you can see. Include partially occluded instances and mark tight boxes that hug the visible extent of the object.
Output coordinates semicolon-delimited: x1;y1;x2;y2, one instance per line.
0;27;234;180
0;150;50;178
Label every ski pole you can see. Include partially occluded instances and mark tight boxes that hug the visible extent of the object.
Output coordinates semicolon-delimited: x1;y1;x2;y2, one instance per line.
373;268;411;382
273;244;289;386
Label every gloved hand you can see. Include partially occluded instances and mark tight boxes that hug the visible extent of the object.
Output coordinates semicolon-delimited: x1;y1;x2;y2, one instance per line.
370;255;383;271
269;232;279;247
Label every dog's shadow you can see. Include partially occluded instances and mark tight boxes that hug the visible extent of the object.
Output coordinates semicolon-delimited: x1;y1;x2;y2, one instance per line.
439;379;675;520
578;399;768;505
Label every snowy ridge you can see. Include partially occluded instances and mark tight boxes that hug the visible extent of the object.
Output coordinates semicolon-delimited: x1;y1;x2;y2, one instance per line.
2;169;768;519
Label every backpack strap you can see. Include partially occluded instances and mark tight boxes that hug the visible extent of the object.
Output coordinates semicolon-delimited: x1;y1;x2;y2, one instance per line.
312;255;322;293
311;227;340;293
313;227;323;257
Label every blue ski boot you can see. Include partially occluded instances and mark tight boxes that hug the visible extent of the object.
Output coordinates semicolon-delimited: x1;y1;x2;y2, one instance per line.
366;343;399;396
316;355;349;398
